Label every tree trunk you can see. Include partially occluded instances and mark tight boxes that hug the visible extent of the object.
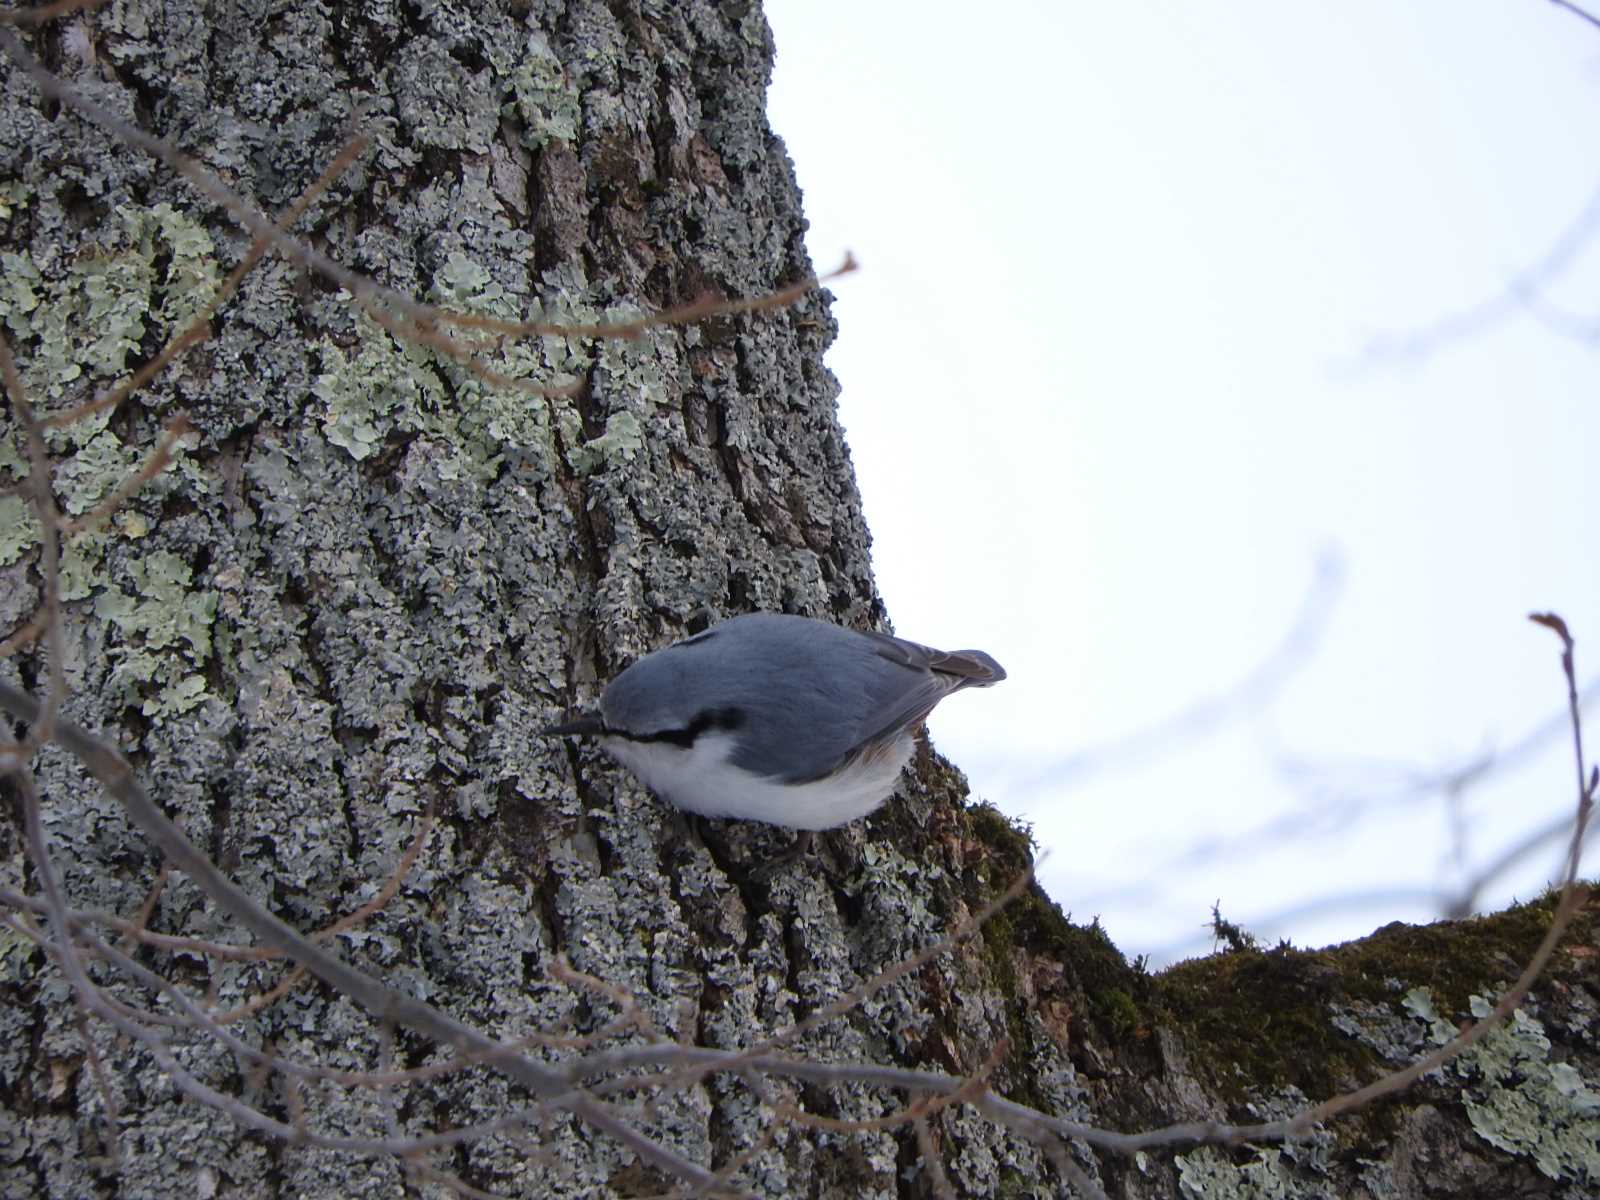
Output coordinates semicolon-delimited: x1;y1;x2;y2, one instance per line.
1;3;1596;1198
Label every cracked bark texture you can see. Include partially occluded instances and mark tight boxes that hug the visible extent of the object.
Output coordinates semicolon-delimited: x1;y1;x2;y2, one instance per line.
2;2;1599;1199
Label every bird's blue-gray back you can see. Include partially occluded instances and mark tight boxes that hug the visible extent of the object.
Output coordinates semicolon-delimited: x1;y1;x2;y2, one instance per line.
601;614;1001;784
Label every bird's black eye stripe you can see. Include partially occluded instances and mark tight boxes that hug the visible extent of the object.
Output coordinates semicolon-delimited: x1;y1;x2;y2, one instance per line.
624;705;745;748
702;705;745;732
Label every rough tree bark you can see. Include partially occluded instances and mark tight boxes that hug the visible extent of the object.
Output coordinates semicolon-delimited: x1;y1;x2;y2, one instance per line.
0;2;1596;1198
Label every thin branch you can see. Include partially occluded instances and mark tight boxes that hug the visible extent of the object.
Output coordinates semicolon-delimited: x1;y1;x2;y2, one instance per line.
1347;173;1600;369
39;326;206;432
0;613;48;659
0;27;847;386
0;680;724;1191
912;1115;956;1200
58;416;193;535
0;334;65;751
41;129;369;433
770;1039;1004;1135
0;0;110;26
1005;549;1341;800
1549;0;1600;32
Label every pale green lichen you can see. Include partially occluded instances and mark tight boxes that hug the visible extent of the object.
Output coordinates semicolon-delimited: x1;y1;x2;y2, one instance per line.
1405;988;1600;1183
496;31;580;147
563;331;671;475
0;179;30;221
0;251;42;333
78;248;152;379
93;549;217;718
58;531;110;602
1174;1090;1334;1199
51;429;136;516
0;924;32;984
0;496;39;566
145;204;222;331
0;427;24;480
1176;1145;1307;1200
568;410;643;475
314;253;574;479
315;312;442;460
1398;986;1454;1040
0;204;214;572
0;204;219;406
0;423;194;571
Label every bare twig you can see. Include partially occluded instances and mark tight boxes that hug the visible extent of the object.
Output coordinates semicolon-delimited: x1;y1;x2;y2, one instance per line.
1006;549;1341;801
0;680;725;1190
0;613;49;659
0;334;65;752
912;1115;956;1200
1347;174;1600;368
1549;0;1600;32
0;25;846;395
770;1038;1005;1135
0;0;109;27
41;131;367;434
58;415;193;535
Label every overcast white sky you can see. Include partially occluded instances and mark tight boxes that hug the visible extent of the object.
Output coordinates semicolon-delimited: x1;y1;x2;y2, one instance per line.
764;2;1600;963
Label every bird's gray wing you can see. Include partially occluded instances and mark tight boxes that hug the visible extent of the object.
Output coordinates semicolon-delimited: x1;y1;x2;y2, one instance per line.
841;632;1006;759
864;631;1006;684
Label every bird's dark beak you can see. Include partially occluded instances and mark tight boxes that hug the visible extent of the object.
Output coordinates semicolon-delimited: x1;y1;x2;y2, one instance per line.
543;712;606;737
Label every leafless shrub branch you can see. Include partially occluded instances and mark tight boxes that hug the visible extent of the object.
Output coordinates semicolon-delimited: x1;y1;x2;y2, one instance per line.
0;11;1593;1197
1008;547;1342;801
1549;0;1600;33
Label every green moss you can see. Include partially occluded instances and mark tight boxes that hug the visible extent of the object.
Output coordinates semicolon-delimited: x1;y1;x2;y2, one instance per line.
961;811;1597;1187
959;799;1159;1116
1097;986;1140;1042
1158;942;1377;1109
966;805;1136;998
1322;891;1564;1016
966;800;1035;878
1154;889;1592;1119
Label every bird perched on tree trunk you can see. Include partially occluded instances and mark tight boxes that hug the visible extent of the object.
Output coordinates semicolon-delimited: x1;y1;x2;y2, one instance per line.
546;612;1005;831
